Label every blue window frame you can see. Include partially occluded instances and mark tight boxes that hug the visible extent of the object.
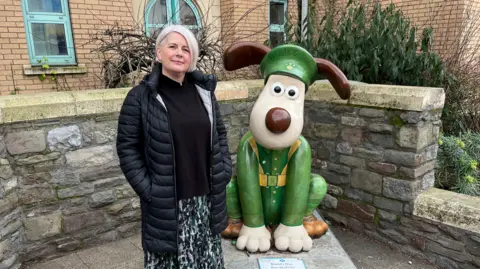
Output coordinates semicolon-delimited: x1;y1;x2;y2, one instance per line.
21;0;76;66
269;0;287;47
145;0;202;38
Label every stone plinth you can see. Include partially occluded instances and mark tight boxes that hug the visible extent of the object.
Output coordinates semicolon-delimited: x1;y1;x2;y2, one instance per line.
223;212;357;269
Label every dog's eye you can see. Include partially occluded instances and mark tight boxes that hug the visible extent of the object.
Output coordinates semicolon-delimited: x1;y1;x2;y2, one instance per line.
271;82;284;96
285;86;299;100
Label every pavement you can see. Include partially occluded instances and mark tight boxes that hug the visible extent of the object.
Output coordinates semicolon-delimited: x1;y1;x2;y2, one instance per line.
22;224;440;269
330;226;439;269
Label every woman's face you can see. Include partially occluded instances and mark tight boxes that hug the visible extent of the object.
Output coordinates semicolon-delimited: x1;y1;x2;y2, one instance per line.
156;32;191;75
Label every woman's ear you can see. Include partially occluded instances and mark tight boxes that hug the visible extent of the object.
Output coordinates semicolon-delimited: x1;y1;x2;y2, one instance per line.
155;47;162;62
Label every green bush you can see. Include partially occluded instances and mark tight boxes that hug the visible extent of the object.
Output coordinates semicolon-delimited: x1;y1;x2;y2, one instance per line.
276;0;445;87
435;132;480;196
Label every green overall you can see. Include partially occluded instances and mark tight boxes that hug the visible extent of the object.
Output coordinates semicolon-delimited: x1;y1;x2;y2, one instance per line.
226;131;328;228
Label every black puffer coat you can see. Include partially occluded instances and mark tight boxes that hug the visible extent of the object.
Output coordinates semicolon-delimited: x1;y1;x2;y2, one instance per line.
116;63;232;253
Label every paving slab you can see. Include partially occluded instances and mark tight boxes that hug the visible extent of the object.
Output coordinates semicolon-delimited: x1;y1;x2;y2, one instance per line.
127;234;142;250
75;238;143;269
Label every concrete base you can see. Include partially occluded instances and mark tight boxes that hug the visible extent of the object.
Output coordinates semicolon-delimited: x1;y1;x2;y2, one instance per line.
222;211;357;269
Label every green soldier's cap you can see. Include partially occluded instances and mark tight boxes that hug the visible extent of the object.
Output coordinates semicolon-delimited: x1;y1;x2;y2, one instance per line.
259;44;317;89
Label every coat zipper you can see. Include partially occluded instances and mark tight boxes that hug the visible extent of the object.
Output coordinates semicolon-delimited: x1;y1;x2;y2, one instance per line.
168;117;179;257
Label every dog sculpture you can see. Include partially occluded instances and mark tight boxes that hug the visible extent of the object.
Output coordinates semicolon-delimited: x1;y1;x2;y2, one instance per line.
221;42;351;253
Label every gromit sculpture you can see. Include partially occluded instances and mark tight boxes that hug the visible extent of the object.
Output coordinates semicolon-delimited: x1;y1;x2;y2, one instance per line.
221;42;351;253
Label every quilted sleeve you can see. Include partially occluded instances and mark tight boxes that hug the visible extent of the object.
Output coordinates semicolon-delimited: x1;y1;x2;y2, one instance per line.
116;87;152;202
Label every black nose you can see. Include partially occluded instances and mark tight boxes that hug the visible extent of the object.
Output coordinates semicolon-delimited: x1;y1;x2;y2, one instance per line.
265;107;291;134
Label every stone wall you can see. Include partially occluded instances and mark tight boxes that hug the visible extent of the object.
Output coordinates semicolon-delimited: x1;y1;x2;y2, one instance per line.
1;142;23;269
0;80;479;269
3;115;142;264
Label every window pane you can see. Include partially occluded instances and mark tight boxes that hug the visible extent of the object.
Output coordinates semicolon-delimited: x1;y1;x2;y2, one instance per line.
270;31;284;47
180;1;197;26
148;0;167;25
270;2;285;25
28;0;62;13
31;23;68;56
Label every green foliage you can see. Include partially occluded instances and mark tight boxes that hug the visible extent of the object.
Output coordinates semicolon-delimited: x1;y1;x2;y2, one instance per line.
281;0;445;87
37;56;57;82
436;132;480;197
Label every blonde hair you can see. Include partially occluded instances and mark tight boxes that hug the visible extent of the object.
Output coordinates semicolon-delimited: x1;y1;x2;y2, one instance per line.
155;25;199;72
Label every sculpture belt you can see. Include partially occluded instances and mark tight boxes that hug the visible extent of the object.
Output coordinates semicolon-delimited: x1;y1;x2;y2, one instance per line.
248;136;302;189
259;174;286;187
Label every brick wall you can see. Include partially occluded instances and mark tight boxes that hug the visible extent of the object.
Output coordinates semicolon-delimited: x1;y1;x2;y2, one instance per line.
384;0;467;57
0;0;134;96
219;0;297;45
462;0;480;60
220;0;269;45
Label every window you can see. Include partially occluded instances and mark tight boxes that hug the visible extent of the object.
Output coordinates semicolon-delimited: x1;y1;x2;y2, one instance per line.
269;0;287;47
21;0;76;66
145;0;202;39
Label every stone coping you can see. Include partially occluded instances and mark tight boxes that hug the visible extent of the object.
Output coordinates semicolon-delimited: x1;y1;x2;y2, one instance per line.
0;79;444;124
413;188;480;234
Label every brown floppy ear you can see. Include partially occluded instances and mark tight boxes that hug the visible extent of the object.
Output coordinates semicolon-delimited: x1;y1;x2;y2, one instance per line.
223;42;271;71
315;58;351;100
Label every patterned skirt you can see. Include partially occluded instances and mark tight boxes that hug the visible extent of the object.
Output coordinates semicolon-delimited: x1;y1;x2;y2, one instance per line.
144;195;225;269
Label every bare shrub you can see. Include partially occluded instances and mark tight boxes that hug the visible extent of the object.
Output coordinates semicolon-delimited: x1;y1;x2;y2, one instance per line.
431;3;480;134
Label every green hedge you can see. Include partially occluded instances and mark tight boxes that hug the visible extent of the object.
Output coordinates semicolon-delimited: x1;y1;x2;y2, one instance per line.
436;132;480;196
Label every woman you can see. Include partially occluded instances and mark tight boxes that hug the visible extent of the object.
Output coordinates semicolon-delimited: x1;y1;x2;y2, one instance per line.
116;25;232;269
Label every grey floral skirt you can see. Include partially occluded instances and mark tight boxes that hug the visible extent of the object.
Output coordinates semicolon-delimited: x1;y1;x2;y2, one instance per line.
144;195;225;269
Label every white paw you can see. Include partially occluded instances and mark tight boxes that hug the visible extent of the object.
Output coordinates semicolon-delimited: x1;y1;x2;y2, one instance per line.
273;223;313;252
236;225;271;252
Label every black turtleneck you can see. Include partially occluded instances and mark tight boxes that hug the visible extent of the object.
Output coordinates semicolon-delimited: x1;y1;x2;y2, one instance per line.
157;71;211;200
